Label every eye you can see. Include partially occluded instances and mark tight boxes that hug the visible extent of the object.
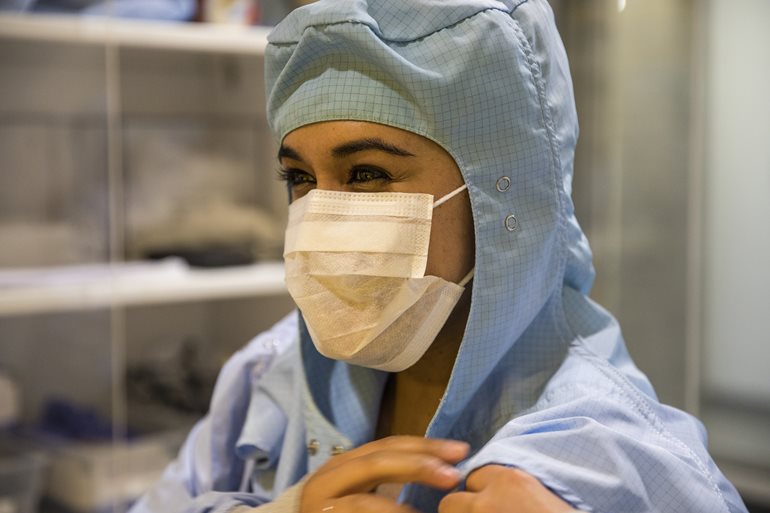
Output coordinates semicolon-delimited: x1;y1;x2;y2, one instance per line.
347;166;392;184
277;167;316;187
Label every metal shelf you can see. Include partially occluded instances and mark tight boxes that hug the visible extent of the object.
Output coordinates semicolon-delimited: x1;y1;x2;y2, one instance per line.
0;260;286;315
0;14;270;54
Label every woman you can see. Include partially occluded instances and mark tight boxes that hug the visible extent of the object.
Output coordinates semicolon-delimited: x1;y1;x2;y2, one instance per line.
132;1;748;512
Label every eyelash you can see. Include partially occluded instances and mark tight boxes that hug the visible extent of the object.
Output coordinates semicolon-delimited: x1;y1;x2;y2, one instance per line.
276;166;392;186
276;167;314;186
348;166;392;184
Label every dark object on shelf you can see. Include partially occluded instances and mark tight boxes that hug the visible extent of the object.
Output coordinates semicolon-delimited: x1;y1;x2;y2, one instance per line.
127;338;215;415
147;243;255;268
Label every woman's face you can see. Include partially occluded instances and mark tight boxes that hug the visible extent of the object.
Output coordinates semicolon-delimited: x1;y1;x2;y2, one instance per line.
279;121;475;284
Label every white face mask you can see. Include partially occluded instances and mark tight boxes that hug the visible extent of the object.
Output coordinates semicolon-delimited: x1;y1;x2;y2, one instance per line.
283;184;474;372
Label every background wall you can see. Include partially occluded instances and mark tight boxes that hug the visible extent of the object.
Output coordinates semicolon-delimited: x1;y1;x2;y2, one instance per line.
552;0;694;410
700;0;770;502
551;0;770;506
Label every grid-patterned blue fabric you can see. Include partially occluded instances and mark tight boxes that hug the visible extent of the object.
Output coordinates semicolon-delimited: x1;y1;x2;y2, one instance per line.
129;1;748;513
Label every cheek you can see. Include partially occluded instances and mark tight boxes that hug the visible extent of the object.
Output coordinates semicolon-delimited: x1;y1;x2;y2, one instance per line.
425;198;475;282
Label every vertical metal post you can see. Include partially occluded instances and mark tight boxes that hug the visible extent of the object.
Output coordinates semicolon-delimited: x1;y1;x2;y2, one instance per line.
685;0;706;417
105;37;127;513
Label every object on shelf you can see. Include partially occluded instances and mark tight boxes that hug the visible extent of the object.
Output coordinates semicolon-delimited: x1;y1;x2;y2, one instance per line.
201;0;301;26
127;337;216;415
0;0;197;21
0;0;34;14
3;413;188;513
133;198;283;266
40;398;121;442
146;243;256;268
125;128;285;264
39;429;185;513
202;0;258;24
17;398;188;511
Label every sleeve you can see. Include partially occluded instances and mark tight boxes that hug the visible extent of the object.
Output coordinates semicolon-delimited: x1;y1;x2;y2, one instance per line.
459;379;748;513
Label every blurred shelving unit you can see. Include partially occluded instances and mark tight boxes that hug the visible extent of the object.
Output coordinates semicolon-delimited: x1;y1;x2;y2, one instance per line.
0;12;293;513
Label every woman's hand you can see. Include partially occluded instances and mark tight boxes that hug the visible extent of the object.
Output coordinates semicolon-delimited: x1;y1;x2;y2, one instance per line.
300;436;470;513
438;465;576;513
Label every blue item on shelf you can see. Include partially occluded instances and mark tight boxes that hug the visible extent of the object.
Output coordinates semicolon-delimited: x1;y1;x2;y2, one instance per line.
82;0;196;21
40;398;127;441
0;0;196;21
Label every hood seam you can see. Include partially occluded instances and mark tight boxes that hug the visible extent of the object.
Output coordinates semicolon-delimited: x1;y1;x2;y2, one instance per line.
508;10;573;348
269;2;531;47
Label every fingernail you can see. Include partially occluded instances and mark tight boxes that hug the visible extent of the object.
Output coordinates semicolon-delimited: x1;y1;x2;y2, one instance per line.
437;466;462;480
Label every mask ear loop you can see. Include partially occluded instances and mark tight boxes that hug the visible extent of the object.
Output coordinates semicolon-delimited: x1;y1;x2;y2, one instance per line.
433;183;468;209
433;183;473;287
458;267;475;287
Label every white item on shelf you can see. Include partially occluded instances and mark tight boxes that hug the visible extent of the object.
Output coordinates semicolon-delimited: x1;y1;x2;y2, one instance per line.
133;197;283;261
43;430;185;513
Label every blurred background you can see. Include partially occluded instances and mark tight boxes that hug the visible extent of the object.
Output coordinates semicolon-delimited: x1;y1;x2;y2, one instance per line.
0;0;767;512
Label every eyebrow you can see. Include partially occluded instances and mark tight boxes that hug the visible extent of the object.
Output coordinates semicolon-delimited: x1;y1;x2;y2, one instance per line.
277;137;415;162
331;138;415;158
277;145;303;162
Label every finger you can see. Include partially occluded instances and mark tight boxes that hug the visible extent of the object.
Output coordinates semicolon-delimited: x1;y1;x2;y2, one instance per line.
327;493;419;513
448;467;575;513
465;464;511;492
322;436;469;473
333;436;469;464
437;491;476;513
309;451;463;498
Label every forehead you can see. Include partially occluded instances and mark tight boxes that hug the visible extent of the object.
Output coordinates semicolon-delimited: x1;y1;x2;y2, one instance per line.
281;121;445;159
